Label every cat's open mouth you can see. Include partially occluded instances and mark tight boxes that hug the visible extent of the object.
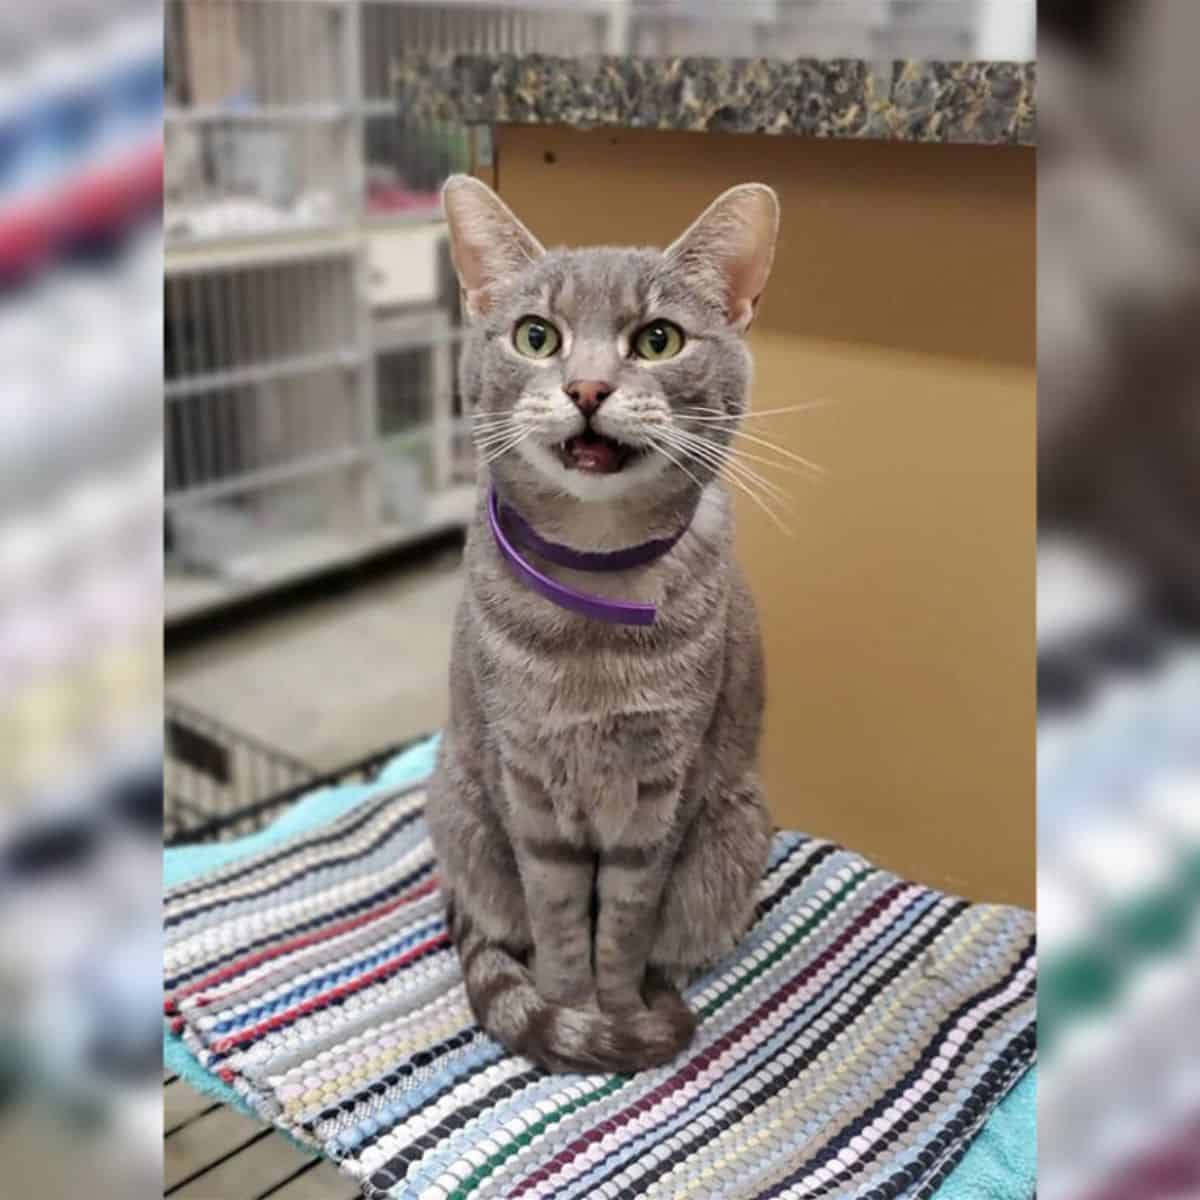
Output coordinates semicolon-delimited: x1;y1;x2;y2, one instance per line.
557;431;643;475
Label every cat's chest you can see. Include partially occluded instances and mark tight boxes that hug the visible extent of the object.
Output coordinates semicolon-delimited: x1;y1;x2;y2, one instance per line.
496;640;718;796
526;709;698;844
499;630;718;731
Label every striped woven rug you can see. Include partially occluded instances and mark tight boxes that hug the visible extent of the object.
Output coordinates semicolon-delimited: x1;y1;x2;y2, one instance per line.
164;777;1036;1200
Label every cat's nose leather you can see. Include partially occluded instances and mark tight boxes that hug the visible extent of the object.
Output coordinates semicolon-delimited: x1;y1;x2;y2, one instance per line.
565;380;613;416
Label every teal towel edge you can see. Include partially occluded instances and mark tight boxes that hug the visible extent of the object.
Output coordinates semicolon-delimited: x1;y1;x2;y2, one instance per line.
936;1068;1036;1200
163;734;442;1120
162;730;1035;1197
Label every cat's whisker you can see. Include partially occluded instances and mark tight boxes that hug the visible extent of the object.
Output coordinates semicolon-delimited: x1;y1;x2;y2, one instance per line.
712;457;797;532
480;443;525;467
647;436;706;491
726;428;828;478
733;482;796;538
473;423;525;445
472;414;537;433
672;417;829;479
683;450;794;515
722;446;808;481
665;430;796;508
715;461;798;526
672;428;808;481
477;435;526;460
709;461;796;538
656;431;796;536
474;434;524;455
480;431;532;465
652;417;792;525
680;398;836;423
471;419;521;435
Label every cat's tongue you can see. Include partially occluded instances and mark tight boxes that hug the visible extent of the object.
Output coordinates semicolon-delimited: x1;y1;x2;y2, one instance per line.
564;433;622;473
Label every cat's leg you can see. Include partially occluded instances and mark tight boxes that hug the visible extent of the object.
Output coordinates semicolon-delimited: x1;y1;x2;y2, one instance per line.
435;759;692;1072
504;768;597;1008
648;571;772;989
593;779;683;1015
650;773;772;988
425;755;531;953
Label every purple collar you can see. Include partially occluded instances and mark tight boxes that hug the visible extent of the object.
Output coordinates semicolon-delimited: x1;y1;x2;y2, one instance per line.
487;486;689;626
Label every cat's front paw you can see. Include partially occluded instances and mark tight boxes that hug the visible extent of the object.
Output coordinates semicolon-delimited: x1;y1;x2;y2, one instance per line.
544;988;601;1012
534;973;599;1011
595;985;648;1017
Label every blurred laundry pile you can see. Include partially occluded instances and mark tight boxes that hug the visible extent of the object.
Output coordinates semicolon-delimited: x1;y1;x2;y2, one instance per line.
1038;3;1200;1197
0;2;162;1197
1039;0;1200;626
1037;536;1200;1200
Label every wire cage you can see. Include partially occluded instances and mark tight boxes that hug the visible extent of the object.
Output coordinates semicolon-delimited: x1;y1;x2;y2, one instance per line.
165;258;360;494
163;0;486;624
164;700;421;844
162;237;475;598
160;0;652;628
165;700;317;842
165;0;355;241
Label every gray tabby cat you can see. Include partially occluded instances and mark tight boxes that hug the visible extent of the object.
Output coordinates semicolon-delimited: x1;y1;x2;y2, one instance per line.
426;175;779;1073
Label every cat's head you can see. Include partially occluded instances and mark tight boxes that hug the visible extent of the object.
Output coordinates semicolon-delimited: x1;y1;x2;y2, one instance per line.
443;175;778;505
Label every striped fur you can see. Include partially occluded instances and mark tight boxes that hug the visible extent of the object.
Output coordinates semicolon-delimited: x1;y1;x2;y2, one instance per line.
429;180;780;1072
449;896;696;1075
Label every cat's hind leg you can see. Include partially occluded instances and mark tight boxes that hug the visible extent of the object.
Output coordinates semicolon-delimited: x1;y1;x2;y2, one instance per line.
649;773;772;989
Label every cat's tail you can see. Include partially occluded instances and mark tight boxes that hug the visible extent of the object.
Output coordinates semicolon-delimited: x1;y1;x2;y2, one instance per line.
452;908;695;1074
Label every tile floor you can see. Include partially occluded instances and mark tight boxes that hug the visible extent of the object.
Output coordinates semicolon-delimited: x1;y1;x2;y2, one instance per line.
166;543;464;771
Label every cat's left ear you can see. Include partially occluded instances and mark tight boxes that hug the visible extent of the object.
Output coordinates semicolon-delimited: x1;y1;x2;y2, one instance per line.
664;183;779;332
442;175;545;318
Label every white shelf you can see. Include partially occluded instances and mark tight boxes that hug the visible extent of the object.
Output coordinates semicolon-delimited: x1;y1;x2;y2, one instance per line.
165;227;358;274
165;348;362;399
166;104;351;124
165;482;476;625
166;446;365;509
163;0;469;625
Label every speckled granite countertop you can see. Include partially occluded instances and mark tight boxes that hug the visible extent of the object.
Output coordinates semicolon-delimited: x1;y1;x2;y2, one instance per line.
394;56;1035;147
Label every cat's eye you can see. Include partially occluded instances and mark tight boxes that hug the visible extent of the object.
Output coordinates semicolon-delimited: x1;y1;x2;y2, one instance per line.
632;320;685;361
513;316;561;359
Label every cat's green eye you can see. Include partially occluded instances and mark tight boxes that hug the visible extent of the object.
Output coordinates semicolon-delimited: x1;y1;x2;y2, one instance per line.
513;316;561;359
632;320;685;361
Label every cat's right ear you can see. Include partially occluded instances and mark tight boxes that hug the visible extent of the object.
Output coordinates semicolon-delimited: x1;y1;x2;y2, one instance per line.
664;183;779;333
442;175;545;318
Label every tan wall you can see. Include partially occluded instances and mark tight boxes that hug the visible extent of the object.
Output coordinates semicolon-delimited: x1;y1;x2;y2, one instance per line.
492;125;1036;908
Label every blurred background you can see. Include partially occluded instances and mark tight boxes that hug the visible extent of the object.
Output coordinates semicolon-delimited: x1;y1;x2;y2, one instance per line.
1038;1;1200;1198
0;0;162;1195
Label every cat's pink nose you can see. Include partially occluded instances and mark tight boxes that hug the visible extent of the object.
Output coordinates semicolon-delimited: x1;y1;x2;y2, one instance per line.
565;380;613;416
